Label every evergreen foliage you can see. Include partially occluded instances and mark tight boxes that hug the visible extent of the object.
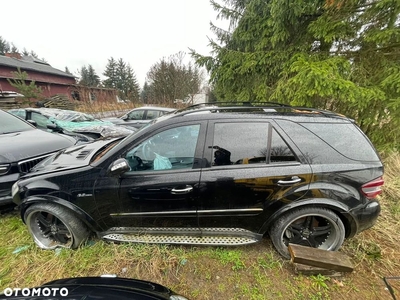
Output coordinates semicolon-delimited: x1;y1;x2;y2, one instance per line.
140;82;151;103
0;36;11;55
64;67;72;75
103;57;140;102
7;68;43;105
0;37;20;56
192;0;400;149
78;65;101;87
0;36;48;63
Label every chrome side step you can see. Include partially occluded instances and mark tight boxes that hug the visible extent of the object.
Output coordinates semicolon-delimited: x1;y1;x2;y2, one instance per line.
100;227;261;246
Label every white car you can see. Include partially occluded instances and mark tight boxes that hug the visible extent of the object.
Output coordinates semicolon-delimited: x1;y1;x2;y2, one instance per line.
102;106;175;129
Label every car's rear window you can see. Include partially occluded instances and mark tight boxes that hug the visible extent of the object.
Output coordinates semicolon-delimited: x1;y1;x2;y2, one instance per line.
301;123;379;162
0;111;34;134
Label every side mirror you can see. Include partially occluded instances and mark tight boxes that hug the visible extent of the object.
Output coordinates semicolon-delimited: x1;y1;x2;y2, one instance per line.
121;115;128;120
108;158;130;176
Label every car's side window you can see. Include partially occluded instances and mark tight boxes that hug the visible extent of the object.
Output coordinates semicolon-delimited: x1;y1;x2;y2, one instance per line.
127;110;144;120
31;112;50;129
145;110;159;120
125;124;200;172
212;123;269;166
270;129;297;163
159;110;169;116
211;123;297;167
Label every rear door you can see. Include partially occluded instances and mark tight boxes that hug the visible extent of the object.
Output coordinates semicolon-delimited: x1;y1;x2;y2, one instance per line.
198;120;312;232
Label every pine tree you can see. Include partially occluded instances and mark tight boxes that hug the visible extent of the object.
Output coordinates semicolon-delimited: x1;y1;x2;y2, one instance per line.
141;82;151;103
65;67;72;75
79;64;100;87
0;36;10;55
124;64;140;102
10;43;19;54
103;57;140;102
7;68;43;105
192;0;400;149
22;48;30;56
103;57;118;89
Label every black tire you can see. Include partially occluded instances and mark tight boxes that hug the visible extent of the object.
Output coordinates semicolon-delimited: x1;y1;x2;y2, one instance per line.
269;207;345;259
24;203;90;250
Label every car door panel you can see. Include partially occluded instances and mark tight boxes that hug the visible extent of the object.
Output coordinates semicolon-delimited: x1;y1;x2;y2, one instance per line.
112;122;206;228
117;169;201;227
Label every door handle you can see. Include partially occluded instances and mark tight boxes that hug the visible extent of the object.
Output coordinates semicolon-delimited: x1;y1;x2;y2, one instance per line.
171;185;193;195
277;176;302;185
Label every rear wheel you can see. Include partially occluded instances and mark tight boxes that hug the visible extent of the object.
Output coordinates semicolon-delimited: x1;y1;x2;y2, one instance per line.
24;203;90;250
269;207;345;259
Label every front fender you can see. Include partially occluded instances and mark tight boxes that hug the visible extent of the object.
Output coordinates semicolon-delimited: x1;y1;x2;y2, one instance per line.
19;195;103;233
259;198;355;237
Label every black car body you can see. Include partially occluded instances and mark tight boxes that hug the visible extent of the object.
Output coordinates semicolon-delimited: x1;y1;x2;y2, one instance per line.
102;106;175;129
12;103;384;258
0;276;188;300
0;109;76;206
8;108;135;140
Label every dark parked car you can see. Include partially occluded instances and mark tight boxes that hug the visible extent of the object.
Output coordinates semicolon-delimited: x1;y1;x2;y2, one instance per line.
12;103;384;258
0;109;76;206
0;276;188;300
9;108;135;140
102;106;175;129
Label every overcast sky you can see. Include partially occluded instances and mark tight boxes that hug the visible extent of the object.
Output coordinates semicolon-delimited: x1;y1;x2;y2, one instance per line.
1;0;227;86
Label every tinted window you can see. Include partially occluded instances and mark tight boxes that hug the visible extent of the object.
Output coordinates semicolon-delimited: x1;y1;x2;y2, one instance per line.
127;110;144;120
31;112;50;129
145;110;160;120
212;123;269;166
125;124;200;171
0;110;34;134
276;120;379;163
301;123;379;161
270;129;296;163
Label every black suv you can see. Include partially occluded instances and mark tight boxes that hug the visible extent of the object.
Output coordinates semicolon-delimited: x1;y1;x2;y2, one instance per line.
12;103;384;258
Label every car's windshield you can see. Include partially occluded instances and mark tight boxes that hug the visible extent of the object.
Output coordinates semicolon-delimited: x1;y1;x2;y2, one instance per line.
0;111;34;134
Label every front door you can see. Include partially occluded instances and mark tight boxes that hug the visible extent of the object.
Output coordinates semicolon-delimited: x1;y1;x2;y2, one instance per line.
114;122;205;228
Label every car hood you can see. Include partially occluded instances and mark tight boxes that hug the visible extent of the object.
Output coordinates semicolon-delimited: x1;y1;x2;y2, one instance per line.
0;276;187;299
29;138;120;174
53;119;135;137
41;277;177;298
0;129;75;164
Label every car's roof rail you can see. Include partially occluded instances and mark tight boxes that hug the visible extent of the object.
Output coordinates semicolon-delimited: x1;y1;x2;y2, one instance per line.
181;101;291;109
174;102;347;119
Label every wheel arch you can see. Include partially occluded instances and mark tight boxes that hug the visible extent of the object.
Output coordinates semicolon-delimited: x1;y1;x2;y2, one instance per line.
260;198;355;238
19;195;101;233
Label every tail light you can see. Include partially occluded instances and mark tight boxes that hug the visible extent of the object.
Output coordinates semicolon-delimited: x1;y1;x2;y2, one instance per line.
361;177;384;198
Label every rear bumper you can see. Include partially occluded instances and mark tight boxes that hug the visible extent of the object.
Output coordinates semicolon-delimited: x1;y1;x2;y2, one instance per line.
346;200;381;237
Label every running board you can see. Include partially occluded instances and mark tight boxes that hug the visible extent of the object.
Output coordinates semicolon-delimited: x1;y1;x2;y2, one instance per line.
100;227;262;246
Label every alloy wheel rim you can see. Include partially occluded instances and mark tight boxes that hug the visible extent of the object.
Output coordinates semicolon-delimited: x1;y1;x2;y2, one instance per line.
282;214;340;250
27;211;73;249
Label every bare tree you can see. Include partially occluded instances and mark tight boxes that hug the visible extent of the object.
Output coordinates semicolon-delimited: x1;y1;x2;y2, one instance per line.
145;52;204;105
